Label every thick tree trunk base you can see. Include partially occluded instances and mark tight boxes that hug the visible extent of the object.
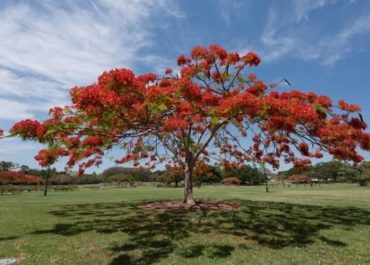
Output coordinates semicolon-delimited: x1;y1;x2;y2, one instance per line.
183;190;195;204
183;163;195;204
182;197;195;205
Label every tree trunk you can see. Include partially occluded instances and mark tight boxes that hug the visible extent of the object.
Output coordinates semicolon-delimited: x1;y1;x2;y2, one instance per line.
183;163;195;204
44;166;50;196
262;163;269;193
359;179;368;186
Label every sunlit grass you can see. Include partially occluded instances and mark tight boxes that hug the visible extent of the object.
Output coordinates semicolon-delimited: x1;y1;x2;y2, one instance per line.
0;184;369;265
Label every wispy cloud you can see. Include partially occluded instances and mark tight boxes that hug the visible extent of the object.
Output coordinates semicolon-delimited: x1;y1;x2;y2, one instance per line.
292;0;330;22
0;0;181;121
0;138;40;156
255;1;370;65
219;0;250;26
294;14;370;65
0;98;33;120
259;8;296;62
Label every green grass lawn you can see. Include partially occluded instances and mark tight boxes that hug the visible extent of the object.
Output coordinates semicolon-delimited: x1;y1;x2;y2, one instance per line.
1;184;370;265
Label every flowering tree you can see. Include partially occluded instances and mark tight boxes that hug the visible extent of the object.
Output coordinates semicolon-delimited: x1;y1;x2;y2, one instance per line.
0;171;44;185
221;177;241;185
288;175;312;184
7;45;369;204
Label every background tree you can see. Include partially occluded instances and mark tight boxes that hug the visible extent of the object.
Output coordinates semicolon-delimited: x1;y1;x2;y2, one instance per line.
307;161;343;182
102;167;152;182
337;163;360;182
156;166;183;187
288;175;312;184
7;45;370;204
50;174;76;185
223;165;263;185
0;171;43;185
279;166;311;179
106;173;135;185
357;161;370;186
19;165;30;174
221;177;241;185
193;161;222;187
0;161;17;171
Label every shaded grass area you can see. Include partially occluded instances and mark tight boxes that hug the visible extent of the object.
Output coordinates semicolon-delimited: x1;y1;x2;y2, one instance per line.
0;184;370;264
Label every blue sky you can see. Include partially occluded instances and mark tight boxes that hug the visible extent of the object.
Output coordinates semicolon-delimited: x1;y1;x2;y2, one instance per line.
0;0;369;172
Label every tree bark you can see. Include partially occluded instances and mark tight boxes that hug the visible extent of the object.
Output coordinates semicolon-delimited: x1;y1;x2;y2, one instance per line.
44;166;50;196
262;163;269;193
183;163;195;204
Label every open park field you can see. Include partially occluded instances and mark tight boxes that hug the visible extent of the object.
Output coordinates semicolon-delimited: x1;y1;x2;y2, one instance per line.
0;184;370;265
1;0;370;264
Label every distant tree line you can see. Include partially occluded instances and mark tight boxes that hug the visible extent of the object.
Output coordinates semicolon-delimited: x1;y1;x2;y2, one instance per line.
278;160;370;186
0;161;99;185
0;160;265;186
1;160;369;187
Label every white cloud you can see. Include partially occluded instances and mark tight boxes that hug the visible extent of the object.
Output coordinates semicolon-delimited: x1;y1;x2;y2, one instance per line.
219;0;250;26
302;15;370;65
339;15;370;42
260;9;296;62
293;0;330;22
0;0;182;167
0;69;68;117
0;138;40;155
0;98;34;120
256;2;370;65
0;137;43;169
0;0;181;121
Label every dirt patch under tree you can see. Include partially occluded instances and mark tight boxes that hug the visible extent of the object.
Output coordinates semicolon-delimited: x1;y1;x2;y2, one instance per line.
138;200;240;211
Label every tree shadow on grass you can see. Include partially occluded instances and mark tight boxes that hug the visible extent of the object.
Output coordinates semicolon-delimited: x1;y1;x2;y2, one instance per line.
0;236;18;242
32;200;370;264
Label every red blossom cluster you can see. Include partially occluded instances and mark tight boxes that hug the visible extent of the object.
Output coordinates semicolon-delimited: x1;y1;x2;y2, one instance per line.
35;148;68;167
98;68;135;90
163;118;188;132
242;52;261;66
10;119;46;140
338;100;361;112
83;136;103;146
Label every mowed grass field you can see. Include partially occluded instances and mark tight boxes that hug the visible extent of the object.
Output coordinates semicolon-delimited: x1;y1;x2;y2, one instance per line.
1;184;370;265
